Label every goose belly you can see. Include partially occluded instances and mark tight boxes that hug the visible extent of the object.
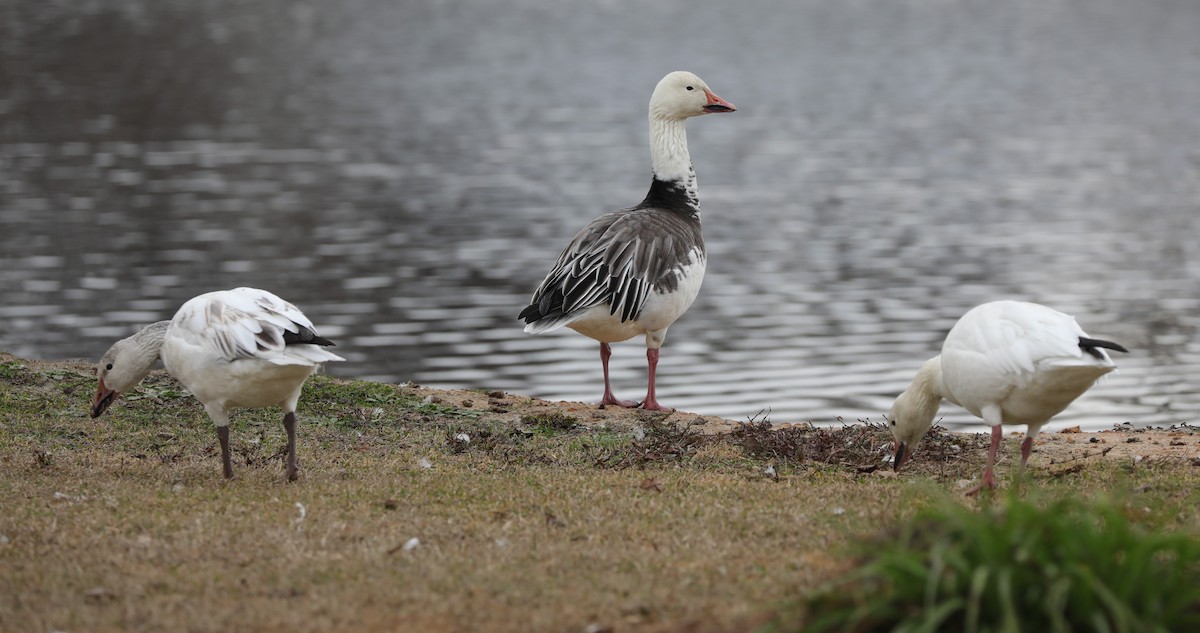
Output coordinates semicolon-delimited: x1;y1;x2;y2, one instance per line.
163;342;316;409
211;360;315;408
568;251;706;343
996;365;1113;424
949;362;1114;425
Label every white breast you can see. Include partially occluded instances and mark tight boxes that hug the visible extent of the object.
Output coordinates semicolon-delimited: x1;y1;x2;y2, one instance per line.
638;247;706;330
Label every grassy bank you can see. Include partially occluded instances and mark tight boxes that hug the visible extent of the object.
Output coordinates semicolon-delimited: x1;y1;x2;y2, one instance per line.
2;352;1198;632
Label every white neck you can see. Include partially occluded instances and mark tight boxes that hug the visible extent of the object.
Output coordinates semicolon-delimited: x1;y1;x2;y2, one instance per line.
893;356;946;439
912;356;947;404
649;116;698;209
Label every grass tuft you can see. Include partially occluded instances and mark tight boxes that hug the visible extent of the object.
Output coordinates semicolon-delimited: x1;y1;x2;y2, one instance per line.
788;495;1200;633
0;359;26;377
519;412;580;436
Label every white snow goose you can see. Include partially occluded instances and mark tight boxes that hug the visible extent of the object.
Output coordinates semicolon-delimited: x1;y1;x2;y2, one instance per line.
887;300;1128;493
91;287;345;481
518;71;736;411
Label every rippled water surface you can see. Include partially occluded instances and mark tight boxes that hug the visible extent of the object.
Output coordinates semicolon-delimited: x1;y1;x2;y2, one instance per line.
3;0;1199;430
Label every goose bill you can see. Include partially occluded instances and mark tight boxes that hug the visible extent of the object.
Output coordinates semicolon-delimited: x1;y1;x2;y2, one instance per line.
702;90;736;113
91;381;117;418
893;441;908;472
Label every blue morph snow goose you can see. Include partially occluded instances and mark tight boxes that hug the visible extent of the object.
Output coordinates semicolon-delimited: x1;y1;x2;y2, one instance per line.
888;300;1128;493
91;287;344;481
519;71;736;410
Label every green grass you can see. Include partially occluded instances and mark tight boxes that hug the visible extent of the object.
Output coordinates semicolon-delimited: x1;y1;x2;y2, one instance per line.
0;359;27;379
521;412;580;436
790;494;1200;633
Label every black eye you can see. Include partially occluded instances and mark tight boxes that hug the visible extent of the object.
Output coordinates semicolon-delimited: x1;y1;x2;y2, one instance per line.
686;86;694;91
106;364;113;370
890;420;896;426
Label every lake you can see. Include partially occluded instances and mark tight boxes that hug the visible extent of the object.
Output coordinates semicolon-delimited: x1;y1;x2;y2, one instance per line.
2;0;1198;430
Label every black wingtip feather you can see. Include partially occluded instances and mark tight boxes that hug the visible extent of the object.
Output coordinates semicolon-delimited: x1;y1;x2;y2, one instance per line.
518;288;567;325
518;304;542;324
283;327;336;347
1078;337;1129;359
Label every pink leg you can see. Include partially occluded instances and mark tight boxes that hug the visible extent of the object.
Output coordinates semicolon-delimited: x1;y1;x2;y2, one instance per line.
966;425;1003;496
639;348;672;412
1011;434;1036;492
599;343;638;408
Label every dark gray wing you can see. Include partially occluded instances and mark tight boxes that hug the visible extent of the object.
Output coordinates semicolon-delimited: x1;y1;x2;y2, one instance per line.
519;207;702;332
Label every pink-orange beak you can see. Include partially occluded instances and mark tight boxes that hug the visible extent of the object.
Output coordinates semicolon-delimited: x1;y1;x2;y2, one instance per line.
703;89;737;113
91;379;118;418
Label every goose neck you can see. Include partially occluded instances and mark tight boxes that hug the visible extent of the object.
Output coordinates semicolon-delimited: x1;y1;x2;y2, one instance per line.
648;117;696;185
904;357;949;423
648;117;697;198
136;320;171;356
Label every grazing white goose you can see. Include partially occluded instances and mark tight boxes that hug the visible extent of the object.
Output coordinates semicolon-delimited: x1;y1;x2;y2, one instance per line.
518;71;736;410
888;300;1128;493
91;287;344;481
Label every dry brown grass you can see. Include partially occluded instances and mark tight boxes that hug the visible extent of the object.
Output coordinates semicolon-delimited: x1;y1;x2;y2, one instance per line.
0;436;865;632
2;352;1198;633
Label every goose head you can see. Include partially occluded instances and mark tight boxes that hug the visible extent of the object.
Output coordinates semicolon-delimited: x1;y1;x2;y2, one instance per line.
649;71;737;121
887;357;944;471
91;327;164;418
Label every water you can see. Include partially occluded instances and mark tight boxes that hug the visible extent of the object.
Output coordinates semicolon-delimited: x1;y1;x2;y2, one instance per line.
2;0;1199;430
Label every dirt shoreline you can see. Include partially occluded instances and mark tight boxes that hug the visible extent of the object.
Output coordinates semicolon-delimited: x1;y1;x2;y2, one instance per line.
414;381;1200;464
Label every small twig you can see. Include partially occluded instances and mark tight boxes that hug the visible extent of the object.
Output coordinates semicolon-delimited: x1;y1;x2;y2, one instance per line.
1049;463;1087;479
1048;445;1114;465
